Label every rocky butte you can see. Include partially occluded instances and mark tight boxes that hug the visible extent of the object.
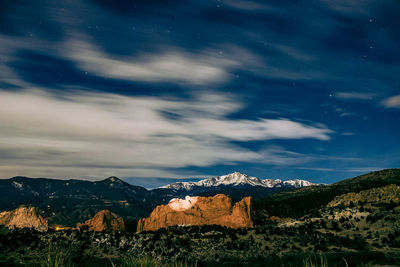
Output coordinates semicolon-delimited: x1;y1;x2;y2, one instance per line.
137;194;253;232
77;209;125;232
0;205;48;232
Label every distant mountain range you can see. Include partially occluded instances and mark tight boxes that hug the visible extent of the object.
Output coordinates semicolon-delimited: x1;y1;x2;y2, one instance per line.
161;172;314;190
1;169;400;232
0;172;317;226
158;172;316;201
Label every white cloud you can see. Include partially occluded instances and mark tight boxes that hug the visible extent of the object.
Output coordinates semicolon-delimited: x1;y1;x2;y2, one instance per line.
297;167;335;172
335;91;374;100
0;89;333;179
66;39;241;86
65;36;319;85
342;167;383;173
296;167;382;173
381;95;400;109
320;0;373;15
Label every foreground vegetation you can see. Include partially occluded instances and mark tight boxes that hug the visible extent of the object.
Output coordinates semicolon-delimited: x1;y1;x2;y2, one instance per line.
36;253;334;267
1;169;399;266
1;205;399;267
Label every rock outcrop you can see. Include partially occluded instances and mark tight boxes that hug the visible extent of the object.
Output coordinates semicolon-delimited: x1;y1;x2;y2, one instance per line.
137;194;253;232
0;205;48;231
77;210;125;232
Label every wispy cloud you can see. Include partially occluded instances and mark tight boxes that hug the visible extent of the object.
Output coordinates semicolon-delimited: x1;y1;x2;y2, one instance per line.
0;89;332;179
335;91;375;100
340;112;357;117
297;167;384;173
342;167;384;173
319;0;373;15
297;167;335;172
65;38;265;86
381;95;400;109
224;1;279;12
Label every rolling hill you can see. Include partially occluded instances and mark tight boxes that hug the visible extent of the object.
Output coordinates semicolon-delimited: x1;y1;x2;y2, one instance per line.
253;168;400;221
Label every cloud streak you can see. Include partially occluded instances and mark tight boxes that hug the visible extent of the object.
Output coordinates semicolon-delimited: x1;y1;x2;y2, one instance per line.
381;95;400;109
66;39;251;86
0;89;332;178
335;92;375;100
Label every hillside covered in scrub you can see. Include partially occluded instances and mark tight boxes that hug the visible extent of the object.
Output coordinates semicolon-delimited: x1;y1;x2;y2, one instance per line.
252;169;400;220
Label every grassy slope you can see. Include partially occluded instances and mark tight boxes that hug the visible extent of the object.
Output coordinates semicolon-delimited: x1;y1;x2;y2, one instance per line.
253;169;400;219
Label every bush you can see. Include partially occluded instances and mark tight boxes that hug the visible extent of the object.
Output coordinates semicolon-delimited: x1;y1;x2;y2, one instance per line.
302;254;328;267
38;247;73;267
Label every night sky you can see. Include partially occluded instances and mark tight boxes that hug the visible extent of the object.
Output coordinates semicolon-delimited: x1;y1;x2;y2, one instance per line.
0;0;399;187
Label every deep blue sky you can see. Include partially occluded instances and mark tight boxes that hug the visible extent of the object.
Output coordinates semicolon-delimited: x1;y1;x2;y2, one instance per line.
0;0;399;186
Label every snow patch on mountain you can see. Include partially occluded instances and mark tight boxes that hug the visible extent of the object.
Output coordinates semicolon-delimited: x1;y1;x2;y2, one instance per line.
12;181;23;189
160;172;315;190
283;179;314;187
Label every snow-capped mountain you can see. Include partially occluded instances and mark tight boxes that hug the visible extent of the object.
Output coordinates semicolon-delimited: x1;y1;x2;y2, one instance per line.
160;172;315;191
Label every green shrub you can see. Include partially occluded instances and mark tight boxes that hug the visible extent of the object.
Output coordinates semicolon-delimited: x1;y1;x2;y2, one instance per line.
38;247;73;267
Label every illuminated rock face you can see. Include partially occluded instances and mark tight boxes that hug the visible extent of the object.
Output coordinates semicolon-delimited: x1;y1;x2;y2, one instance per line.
77;210;125;232
0;206;48;232
137;194;253;232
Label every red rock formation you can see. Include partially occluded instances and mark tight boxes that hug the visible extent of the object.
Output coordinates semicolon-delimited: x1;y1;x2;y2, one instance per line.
137;194;253;232
77;210;125;232
0;205;48;232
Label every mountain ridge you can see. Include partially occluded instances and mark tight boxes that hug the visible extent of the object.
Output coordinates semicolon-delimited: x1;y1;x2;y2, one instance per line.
160;171;315;190
0;176;161;227
156;172;317;202
253;168;400;221
0;172;316;226
2;170;397;228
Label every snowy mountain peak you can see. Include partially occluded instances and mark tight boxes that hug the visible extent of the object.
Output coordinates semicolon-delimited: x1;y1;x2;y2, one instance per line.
217;172;259;186
160;173;316;190
283;179;314;187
